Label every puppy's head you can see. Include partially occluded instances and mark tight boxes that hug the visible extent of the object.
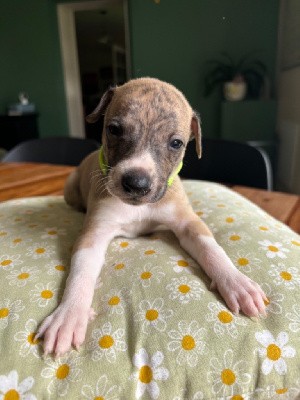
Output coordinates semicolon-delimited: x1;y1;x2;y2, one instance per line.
87;78;201;205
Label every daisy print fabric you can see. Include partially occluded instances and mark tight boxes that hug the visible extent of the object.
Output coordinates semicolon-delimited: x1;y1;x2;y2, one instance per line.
0;181;299;399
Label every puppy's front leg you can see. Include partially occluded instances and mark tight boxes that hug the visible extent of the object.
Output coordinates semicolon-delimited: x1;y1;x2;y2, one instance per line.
36;223;117;356
168;209;267;317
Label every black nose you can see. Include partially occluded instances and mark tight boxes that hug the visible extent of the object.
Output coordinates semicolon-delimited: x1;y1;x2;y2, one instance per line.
121;170;151;196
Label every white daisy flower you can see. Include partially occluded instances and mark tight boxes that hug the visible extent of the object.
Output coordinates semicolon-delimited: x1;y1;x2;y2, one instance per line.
0;370;37;400
14;319;41;358
168;255;195;274
166;276;204;304
250;221;275;234
167;320;206;367
47;260;68;275
286;304;300;332
41;226;66;240
0;298;24;329
139;246;164;259
30;282;58;307
26;242;55;259
206;302;247;338
134;263;165;288
207;349;251;396
110;238;138;253
81;374;121;400
135;298;173;334
6;266;40;287
101;287;128;315
268;264;300;290
255;330;296;375
41;352;83;397
130;348;169;399
290;239;300;247
206;222;219;234
232;250;262;273
258;240;289;259
109;258;131;276
8;236;28;248
255;385;300;399
195;208;213;219
220;230;251;247
87;322;127;363
217;213;242;227
260;283;284;316
0;254;23;270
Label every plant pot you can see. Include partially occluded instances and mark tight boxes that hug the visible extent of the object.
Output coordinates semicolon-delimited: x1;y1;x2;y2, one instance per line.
223;81;247;101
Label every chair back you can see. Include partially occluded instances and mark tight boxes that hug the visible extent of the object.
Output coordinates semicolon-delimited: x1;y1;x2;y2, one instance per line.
181;138;273;190
2;137;100;166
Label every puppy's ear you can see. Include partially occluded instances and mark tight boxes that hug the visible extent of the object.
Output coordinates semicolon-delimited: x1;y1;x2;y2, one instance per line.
190;111;202;159
86;87;115;123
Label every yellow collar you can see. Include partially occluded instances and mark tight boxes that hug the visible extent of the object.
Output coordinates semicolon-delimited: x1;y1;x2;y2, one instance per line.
98;146;182;186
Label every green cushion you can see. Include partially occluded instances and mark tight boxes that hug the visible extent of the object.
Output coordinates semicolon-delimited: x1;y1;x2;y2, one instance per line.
0;181;300;399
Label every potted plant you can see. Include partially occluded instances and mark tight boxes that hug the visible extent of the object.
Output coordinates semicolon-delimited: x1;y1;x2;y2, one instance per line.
204;53;267;101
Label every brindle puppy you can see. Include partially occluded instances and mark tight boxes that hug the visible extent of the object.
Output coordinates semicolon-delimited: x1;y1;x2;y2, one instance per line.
36;78;266;356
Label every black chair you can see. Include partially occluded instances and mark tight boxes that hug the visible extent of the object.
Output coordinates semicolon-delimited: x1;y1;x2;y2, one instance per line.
2;137;100;166
181;138;273;190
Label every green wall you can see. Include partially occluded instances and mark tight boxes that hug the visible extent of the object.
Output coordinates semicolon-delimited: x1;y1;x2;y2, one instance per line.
0;0;279;139
0;0;68;138
128;0;279;137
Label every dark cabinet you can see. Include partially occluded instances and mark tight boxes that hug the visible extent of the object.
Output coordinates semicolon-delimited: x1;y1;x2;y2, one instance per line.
0;114;39;150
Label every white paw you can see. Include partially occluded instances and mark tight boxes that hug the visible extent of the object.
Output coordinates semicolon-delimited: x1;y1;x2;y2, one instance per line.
35;304;96;356
212;271;267;317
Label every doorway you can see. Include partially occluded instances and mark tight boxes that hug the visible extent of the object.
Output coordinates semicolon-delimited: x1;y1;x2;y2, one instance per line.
57;0;131;140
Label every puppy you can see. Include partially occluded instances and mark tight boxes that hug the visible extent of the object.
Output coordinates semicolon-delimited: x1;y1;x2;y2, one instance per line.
36;78;266;356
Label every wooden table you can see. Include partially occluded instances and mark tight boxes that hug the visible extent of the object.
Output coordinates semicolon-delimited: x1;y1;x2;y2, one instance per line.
1;162;300;234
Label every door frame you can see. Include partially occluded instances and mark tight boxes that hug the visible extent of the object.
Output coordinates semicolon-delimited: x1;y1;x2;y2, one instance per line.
57;0;131;138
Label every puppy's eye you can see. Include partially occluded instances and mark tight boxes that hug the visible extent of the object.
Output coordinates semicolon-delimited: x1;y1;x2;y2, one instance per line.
170;139;183;149
107;123;123;136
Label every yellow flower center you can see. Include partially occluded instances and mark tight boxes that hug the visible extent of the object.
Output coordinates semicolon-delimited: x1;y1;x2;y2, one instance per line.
267;344;281;361
280;271;292;281
56;364;70;380
217;204;225;208
4;389;20;400
41;290;53;299
27;332;40;345
1;259;12;267
55;264;65;271
268;245;279;252
231;395;244;400
94;397;104;400
181;335;195;350
0;308;9;318
35;247;45;254
218;311;233;324
196;211;203;216
47;230;57;235
0;231;7;236
230;235;241;241
120;241;129;248
275;388;288;395
259;226;269;231
99;335;114;349
178;284;190;294
108;296;120;306
226;217;234;223
221;369;236;385
13;238;22;244
141;272;152;280
177;260;189;267
144;249;155;255
291;240;300;246
238;257;249;266
145;309;158;321
264;297;270;306
18;272;29;280
139;365;153;384
115;263;125;270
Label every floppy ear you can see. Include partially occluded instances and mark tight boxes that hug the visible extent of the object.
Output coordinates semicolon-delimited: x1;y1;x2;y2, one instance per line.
190;111;202;159
86;87;115;123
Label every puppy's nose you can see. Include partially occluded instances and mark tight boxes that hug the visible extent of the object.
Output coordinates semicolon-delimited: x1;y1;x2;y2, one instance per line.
122;170;151;196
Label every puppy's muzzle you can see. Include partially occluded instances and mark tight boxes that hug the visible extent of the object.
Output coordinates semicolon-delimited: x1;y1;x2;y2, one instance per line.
121;169;151;197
